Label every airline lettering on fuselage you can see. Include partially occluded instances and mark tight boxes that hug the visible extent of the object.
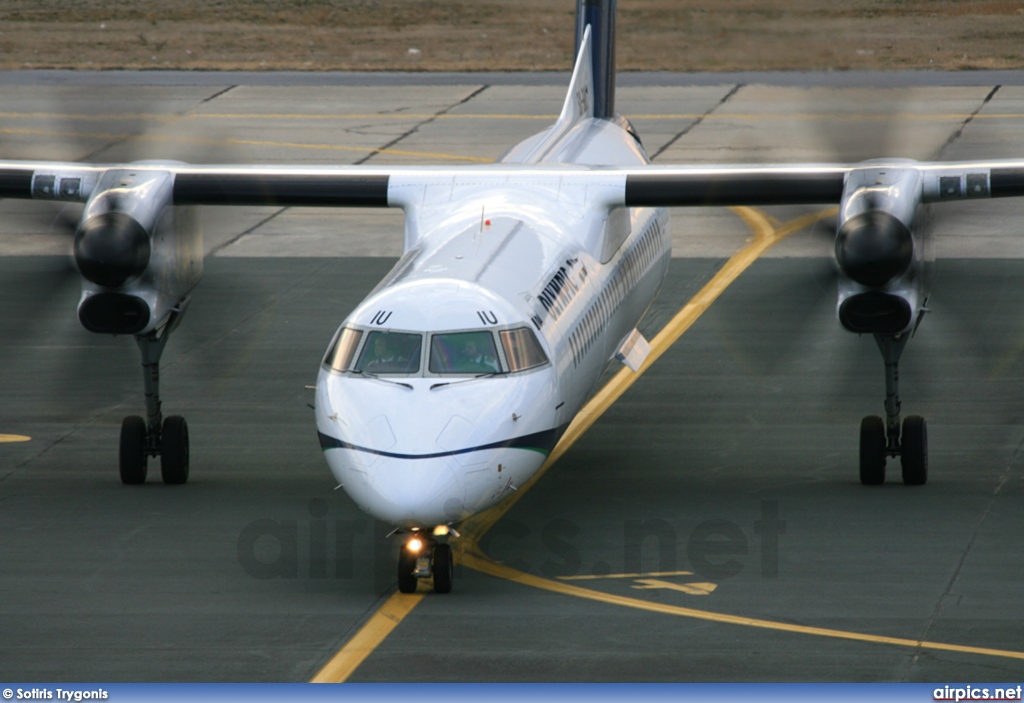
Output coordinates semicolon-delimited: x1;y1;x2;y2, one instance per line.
535;258;583;325
477;310;498;325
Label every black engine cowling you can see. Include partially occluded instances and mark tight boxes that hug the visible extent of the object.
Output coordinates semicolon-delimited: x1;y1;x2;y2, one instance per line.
73;211;151;288
834;210;913;288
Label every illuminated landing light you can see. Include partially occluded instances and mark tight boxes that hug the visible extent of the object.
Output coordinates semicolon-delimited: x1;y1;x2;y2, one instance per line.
407;537;424;553
0;434;31;443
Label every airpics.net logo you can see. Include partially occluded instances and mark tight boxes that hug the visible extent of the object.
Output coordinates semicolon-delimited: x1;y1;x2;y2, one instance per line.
934;686;1024;701
235;498;786;588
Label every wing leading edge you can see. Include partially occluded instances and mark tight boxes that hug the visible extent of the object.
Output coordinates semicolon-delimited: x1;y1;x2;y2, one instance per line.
5;161;1024;210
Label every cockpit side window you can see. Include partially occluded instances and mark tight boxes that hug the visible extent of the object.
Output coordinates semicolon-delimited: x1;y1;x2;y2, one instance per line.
430;331;501;374
354;330;422;375
499;327;548;372
324;327;362;372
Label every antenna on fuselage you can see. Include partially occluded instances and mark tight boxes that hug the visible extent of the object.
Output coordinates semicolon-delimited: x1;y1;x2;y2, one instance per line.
575;0;617;120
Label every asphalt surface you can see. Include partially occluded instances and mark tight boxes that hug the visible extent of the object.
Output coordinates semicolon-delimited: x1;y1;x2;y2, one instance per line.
1;74;1024;682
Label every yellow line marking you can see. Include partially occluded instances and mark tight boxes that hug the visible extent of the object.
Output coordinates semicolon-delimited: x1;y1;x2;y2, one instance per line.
0;127;238;148
558;570;694;581
0;434;31;443
459;547;1024;661
0;128;492;164
309;592;425;683
631;578;718;596
229;137;494;163
0;112;177;121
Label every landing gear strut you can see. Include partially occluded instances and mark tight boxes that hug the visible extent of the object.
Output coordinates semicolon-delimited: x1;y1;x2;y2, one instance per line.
859;333;927;486
119;310;190;485
396;531;455;594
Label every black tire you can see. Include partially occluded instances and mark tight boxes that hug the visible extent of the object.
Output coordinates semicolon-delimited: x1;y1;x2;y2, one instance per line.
119;415;148;485
397;547;418;594
901;415;928;486
160;415;190;485
433;543;453;594
859;415;886;485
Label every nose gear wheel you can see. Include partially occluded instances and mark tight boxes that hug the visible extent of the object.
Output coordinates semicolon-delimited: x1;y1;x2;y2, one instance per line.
118;311;191;486
395;534;455;594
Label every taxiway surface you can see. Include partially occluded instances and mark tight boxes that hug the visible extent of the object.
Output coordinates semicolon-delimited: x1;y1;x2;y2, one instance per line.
1;74;1023;682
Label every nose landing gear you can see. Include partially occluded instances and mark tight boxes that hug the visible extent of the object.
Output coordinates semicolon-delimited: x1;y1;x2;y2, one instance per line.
119;312;191;485
858;333;928;486
396;529;456;594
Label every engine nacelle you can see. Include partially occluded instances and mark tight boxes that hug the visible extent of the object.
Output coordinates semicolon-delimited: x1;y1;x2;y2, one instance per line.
835;163;929;336
72;167;203;335
75;211;151;288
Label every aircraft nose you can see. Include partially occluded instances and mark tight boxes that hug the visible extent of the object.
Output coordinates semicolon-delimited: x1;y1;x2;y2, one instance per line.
368;456;464;526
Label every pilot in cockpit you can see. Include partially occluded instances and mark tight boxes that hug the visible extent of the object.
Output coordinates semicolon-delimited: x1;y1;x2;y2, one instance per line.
366;335;404;372
458;337;499;373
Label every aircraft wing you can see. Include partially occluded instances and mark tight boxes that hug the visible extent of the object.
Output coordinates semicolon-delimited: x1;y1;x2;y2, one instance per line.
5;160;1024;209
622;162;1024;206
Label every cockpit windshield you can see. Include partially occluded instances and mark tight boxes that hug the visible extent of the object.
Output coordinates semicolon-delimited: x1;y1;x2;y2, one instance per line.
499;327;548;372
324;327;362;373
354;331;423;374
430;331;501;374
324;324;549;378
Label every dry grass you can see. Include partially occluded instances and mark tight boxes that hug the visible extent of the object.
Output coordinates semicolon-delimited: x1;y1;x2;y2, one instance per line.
1;1;1023;71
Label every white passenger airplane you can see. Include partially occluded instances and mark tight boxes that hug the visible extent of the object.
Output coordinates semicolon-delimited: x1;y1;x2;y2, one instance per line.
2;0;1024;593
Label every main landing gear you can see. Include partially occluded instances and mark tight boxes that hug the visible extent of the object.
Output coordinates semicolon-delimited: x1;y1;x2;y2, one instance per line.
859;333;927;486
119;311;190;485
396;529;456;594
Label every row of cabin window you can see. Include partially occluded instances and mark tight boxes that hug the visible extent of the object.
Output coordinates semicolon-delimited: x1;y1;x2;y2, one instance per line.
569;216;664;367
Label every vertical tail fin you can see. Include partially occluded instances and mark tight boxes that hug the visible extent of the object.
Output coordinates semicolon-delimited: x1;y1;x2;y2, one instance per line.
556;25;594;127
575;0;617;119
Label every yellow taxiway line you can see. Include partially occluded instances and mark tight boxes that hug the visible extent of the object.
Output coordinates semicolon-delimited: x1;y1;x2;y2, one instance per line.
0;128;492;164
228;137;494;163
458;547;1024;662
558;570;694;581
310;592;425;683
